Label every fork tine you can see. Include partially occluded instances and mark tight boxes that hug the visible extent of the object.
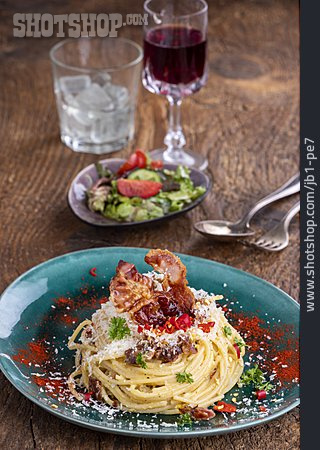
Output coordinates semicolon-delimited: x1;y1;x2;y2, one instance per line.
255;238;266;246
252;238;277;249
267;244;286;251
272;242;288;250
251;202;300;252
255;241;287;251
263;241;277;248
270;242;281;249
253;241;269;249
263;242;276;249
261;240;273;247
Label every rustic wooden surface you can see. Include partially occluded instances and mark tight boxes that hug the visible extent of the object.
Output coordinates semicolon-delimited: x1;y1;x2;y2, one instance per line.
0;0;299;448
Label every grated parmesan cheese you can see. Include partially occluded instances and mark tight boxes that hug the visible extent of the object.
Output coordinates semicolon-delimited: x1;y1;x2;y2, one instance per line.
83;272;226;361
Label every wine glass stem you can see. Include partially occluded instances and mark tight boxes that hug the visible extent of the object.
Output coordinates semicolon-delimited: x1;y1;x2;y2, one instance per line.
164;97;186;159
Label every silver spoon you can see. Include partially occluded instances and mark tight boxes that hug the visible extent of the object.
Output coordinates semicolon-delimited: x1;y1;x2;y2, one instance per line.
194;173;300;241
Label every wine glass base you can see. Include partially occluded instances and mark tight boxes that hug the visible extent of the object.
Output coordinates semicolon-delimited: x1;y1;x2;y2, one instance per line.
150;148;208;171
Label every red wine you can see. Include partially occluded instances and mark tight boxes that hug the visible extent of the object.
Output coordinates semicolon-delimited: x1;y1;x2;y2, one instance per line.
144;26;207;85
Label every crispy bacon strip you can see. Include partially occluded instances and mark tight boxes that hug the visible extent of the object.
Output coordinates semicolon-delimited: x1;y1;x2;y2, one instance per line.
145;249;195;312
109;250;195;316
179;405;215;420
145;249;186;284
109;260;154;313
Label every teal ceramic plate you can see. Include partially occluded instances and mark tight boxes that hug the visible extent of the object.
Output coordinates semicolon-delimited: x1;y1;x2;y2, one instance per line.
0;248;299;438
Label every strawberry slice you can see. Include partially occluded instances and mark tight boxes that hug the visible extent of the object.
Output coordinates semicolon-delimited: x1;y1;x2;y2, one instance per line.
117;179;162;199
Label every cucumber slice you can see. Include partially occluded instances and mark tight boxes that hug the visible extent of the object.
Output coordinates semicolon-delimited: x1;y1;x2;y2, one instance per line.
128;169;161;183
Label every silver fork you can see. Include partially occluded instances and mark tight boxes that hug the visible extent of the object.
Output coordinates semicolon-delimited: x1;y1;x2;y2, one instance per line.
252;201;300;251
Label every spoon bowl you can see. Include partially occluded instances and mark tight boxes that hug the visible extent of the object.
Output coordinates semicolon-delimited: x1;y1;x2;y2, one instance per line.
194;220;255;241
194;173;300;242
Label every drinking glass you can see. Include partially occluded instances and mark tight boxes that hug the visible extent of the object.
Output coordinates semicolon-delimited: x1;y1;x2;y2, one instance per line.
143;0;208;170
50;37;143;154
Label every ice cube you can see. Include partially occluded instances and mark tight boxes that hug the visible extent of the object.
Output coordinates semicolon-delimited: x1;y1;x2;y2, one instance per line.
60;105;92;140
91;108;131;144
75;83;115;112
91;117;116;144
108;85;129;109
63;93;94;126
59;80;132;145
91;72;111;87
60;75;91;95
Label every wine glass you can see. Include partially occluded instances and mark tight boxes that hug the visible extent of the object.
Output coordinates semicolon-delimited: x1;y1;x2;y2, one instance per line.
142;0;208;170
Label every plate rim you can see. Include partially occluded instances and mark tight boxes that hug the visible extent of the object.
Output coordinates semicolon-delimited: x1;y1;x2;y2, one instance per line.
0;247;300;438
67;159;212;227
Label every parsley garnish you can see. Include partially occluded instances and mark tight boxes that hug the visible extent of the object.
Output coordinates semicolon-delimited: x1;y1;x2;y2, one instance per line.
239;364;274;391
136;352;147;369
234;337;246;349
176;371;194;384
223;325;232;337
177;413;193;426
256;380;274;392
108;317;131;340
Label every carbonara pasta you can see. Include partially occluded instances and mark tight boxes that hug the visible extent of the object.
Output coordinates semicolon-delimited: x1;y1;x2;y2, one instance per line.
68;249;245;417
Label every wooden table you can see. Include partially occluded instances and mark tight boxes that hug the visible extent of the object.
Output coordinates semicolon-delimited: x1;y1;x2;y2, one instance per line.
0;0;299;448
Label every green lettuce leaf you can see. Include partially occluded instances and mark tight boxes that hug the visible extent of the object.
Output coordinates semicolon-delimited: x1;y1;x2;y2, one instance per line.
89;165;206;222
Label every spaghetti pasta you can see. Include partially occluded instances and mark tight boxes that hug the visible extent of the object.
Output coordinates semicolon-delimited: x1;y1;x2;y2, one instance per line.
68;250;245;416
